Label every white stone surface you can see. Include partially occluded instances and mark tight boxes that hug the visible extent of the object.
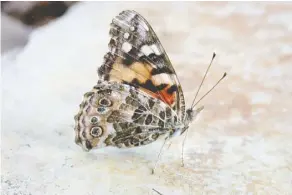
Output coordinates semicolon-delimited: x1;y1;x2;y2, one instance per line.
2;2;292;195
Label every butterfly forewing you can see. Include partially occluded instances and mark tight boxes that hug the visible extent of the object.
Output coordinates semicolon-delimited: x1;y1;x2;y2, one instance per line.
98;10;185;121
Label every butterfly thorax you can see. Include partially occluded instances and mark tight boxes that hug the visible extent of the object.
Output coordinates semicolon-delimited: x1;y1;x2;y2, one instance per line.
177;106;204;135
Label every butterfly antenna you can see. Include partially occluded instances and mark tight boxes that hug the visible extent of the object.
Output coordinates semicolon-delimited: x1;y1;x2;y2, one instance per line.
192;72;227;108
190;52;216;109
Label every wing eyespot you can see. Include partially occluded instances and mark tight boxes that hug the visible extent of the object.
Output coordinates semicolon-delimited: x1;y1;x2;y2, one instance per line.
98;97;112;107
90;126;103;137
90;116;99;125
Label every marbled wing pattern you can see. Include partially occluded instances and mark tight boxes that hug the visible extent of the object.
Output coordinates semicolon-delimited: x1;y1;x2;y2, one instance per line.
98;10;186;121
74;81;182;151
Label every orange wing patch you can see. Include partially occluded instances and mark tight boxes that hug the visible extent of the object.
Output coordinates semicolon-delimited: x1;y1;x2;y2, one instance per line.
106;57;177;107
139;85;176;106
109;57;152;83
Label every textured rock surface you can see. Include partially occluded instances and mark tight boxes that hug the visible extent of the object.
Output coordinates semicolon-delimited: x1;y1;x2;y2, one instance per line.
2;2;292;194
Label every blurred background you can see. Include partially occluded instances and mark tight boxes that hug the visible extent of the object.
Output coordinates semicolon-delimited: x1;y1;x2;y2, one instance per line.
1;2;292;195
1;1;76;53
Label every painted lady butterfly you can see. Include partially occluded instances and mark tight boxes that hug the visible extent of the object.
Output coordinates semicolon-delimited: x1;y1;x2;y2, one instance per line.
74;10;226;173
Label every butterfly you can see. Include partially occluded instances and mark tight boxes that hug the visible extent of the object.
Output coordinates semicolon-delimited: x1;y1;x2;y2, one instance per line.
74;10;226;173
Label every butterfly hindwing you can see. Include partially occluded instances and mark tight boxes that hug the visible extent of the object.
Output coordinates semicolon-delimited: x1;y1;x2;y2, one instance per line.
74;81;180;150
98;10;185;121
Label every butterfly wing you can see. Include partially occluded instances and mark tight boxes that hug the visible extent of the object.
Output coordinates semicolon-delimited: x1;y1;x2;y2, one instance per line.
98;10;186;121
74;81;180;150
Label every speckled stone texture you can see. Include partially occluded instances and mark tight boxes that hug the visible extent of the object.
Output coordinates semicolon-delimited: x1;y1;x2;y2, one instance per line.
2;2;292;195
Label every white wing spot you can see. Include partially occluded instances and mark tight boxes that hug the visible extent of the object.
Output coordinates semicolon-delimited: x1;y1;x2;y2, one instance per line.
122;42;132;53
130;26;135;31
141;45;153;56
140;44;162;56
123;32;130;39
152;73;173;84
150;44;161;55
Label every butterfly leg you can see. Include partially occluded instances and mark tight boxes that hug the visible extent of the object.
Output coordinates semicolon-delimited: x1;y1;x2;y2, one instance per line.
181;128;190;167
167;141;172;150
181;106;204;167
151;138;167;174
152;188;163;195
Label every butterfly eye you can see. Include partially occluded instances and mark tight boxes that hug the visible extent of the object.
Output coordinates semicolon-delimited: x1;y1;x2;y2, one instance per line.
90;126;103;137
90;116;98;124
98;97;112;107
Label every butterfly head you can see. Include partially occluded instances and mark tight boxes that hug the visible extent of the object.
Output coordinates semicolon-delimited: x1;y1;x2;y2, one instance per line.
172;106;204;137
184;106;204;126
